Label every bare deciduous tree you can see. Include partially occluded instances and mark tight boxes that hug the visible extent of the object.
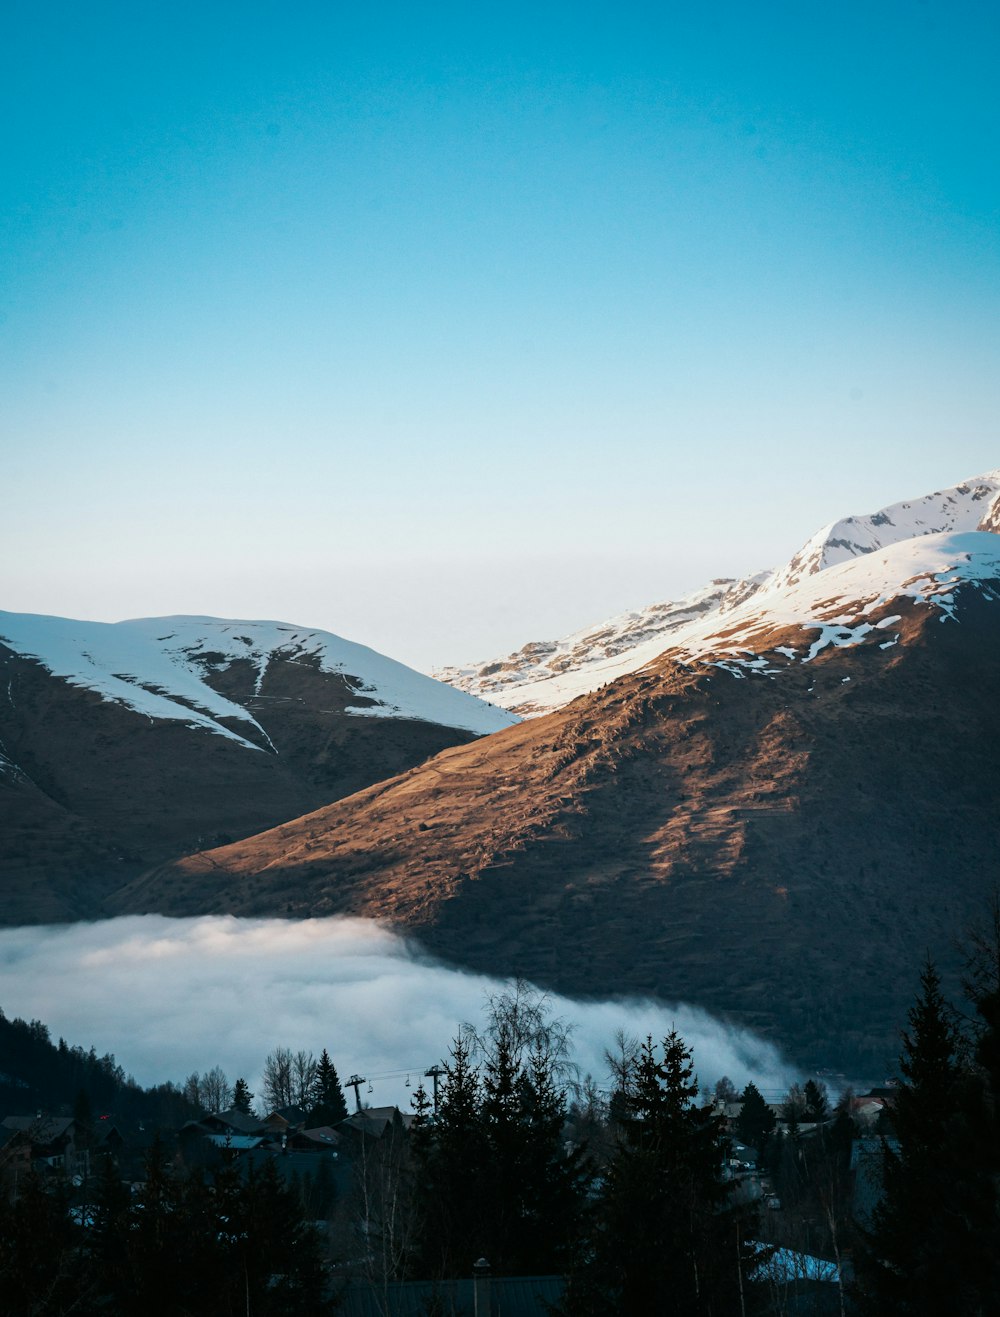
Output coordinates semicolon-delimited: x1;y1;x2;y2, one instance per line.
262;1046;294;1110
182;1066;233;1113
292;1050;318;1108
200;1065;233;1113
182;1071;202;1109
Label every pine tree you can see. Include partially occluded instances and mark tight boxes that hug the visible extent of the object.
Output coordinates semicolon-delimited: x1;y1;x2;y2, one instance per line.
232;1076;255;1114
84;1152;133;1307
856;959;997;1314
244;1155;332;1314
410;1029;485;1278
736;1080;776;1151
308;1048;348;1125
803;1078;830;1123
0;1170;84;1314
565;1031;760;1316
410;988;589;1280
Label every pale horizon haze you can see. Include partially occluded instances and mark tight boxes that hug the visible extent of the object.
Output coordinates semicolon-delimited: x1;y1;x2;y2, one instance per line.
3;2;998;671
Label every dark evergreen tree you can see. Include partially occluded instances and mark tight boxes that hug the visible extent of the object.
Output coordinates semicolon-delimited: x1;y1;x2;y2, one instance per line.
232;1075;254;1114
960;897;1000;1304
803;1078;830;1123
240;1155;332;1315
309;1048;348;1125
856;959;998;1315
411;988;590;1280
83;1153;133;1308
410;1029;485;1278
309;1153;336;1219
515;1039;591;1275
127;1134;186;1312
564;1032;762;1316
736;1080;776;1150
0;1170;85;1316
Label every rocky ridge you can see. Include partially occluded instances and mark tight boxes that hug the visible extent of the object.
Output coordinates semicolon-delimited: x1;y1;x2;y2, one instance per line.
436;471;1000;715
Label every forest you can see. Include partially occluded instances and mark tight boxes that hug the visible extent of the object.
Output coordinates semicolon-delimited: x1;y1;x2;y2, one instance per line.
2;906;999;1316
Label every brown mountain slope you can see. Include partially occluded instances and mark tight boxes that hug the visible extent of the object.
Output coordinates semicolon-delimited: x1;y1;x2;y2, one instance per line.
120;590;1000;1073
0;642;482;923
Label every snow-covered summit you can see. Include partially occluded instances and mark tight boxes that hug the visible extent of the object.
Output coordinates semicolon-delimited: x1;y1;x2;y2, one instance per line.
0;613;518;747
435;470;1000;716
675;530;1000;675
762;471;1000;594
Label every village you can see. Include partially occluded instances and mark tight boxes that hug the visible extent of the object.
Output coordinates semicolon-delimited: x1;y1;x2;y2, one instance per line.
0;1052;903;1317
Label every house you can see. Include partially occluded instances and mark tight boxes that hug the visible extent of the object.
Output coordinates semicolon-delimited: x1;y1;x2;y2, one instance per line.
197;1107;269;1137
340;1106;413;1142
261;1105;309;1135
289;1124;344;1154
0;1115;87;1179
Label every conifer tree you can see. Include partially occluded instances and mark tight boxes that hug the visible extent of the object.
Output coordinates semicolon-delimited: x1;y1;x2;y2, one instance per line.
309;1048;348;1125
0;1170;84;1314
84;1152;133;1306
410;987;590;1280
232;1076;254;1114
410;1029;485;1278
736;1080;776;1150
803;1078;830;1123
856;959;997;1314
565;1031;761;1316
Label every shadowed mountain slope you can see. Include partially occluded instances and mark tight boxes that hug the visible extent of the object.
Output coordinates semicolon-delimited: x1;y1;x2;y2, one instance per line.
121;535;1000;1072
0;614;515;923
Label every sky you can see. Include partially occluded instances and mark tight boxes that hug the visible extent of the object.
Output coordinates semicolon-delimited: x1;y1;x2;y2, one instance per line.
0;914;800;1106
3;1;999;671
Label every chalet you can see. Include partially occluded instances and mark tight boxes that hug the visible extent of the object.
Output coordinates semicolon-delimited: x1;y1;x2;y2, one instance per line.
340;1106;413;1143
261;1105;309;1135
0;1115;87;1178
289;1124;344;1154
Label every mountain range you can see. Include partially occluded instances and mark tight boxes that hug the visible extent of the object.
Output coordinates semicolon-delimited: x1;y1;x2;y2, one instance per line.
0;614;514;923
435;472;1000;715
4;471;1000;1074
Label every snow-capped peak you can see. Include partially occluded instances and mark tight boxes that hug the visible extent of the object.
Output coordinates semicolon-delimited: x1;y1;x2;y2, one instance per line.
0;613;518;747
762;471;1000;594
435;469;1000;715
674;530;1000;676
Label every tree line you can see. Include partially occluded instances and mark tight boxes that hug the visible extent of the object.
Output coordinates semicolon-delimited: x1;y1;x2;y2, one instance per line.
852;903;1000;1315
0;1138;332;1315
181;1046;349;1125
5;898;1000;1317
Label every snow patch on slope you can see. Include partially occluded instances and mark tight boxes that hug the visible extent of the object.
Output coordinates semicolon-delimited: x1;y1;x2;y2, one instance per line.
0;614;518;747
0;613;265;749
437;470;1000;716
675;532;1000;674
436;579;742;716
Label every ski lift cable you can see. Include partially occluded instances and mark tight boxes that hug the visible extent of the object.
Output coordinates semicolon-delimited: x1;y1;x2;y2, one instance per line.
357;1065;429;1082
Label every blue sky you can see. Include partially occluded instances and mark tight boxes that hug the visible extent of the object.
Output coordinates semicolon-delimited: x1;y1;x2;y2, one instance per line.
3;1;998;668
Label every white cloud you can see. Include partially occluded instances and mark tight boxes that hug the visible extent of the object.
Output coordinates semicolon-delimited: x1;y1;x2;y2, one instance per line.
0;915;797;1107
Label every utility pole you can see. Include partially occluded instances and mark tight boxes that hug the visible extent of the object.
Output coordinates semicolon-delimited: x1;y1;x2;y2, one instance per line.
346;1074;367;1113
424;1064;445;1115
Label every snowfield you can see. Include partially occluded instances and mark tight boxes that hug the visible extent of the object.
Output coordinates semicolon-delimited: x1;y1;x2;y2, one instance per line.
0;613;518;747
437;471;1000;714
676;530;1000;674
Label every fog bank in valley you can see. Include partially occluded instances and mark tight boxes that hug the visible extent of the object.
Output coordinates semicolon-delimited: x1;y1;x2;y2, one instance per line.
0;915;797;1106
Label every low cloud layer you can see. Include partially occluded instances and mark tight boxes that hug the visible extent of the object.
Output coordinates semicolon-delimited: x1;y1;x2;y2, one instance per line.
0;915;797;1106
